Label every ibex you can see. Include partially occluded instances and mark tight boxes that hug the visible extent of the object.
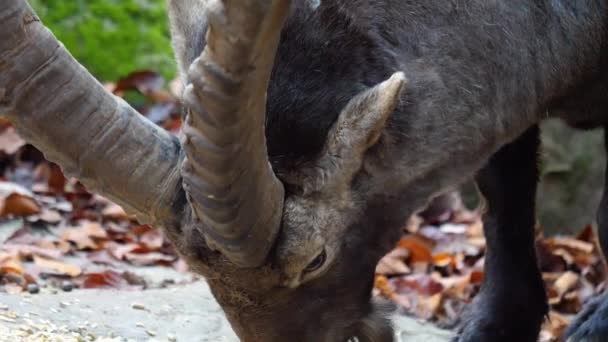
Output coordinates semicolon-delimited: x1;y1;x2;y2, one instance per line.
1;0;607;341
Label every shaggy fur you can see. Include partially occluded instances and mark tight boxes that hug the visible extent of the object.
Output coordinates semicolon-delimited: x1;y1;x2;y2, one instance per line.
167;0;608;341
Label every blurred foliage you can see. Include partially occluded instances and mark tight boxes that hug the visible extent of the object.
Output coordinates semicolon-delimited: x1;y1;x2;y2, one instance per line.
30;0;176;81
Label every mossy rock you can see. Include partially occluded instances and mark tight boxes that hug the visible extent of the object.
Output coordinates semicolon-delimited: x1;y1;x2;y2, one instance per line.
30;0;176;81
538;119;605;235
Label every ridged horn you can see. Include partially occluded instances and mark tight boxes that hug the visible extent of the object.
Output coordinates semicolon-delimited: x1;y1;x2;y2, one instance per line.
0;0;185;230
181;0;289;267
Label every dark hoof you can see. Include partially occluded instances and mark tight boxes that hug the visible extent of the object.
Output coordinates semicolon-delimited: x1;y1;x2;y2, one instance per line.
565;295;608;342
452;315;542;342
452;292;547;342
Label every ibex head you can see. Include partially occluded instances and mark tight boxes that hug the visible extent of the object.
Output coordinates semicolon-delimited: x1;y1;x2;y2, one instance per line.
169;1;408;340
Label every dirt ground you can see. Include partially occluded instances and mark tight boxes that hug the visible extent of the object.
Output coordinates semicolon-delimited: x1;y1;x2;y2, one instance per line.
0;266;451;342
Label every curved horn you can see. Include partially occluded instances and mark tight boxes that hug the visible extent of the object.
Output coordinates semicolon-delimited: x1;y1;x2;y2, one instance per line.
181;0;289;267
0;0;185;229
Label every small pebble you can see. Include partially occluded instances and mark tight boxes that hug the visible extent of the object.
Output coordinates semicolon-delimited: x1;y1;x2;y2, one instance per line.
131;303;145;310
61;281;74;292
145;329;156;337
167;334;177;342
27;284;39;294
59;302;70;308
135;322;145;328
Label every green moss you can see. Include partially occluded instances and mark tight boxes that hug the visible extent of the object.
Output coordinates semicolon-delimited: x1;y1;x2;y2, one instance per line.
30;0;176;81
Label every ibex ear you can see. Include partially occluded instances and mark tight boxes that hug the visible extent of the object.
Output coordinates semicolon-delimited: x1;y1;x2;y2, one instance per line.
327;72;406;156
167;0;209;84
288;72;406;194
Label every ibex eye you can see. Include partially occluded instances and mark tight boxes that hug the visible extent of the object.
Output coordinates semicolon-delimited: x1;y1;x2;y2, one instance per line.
304;249;327;273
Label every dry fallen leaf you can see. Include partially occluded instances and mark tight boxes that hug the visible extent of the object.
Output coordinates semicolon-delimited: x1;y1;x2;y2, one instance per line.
0;193;40;217
546;237;594;254
397;235;434;264
102;203;134;221
140;229;165;250
33;255;81;277
415;293;443;320
106;242;141;260
32;208;63;224
61;222;108;250
33;163;66;193
432;253;453;268
47;163;66;193
376;248;411;275
35;239;72;254
576;225;595;243
87;250;117;265
113;71;164;96
374;275;393;297
2;243;63;260
392;274;444;297
81;270;142;290
469;270;484;285
0;253;23;275
125;252;176;266
0;127;26;154
554;271;579;297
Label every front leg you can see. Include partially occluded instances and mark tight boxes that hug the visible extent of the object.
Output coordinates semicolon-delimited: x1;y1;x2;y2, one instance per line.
455;125;548;342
